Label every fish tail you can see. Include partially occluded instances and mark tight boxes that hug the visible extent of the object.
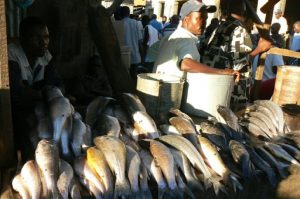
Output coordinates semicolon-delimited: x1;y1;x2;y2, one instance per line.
186;178;204;191
165;187;183;199
140;189;153;199
71;142;81;157
50;189;62;199
211;177;226;196
182;185;196;199
266;169;278;188
277;166;289;179
203;178;212;190
114;179;131;198
228;175;243;193
53;117;66;142
242;159;254;179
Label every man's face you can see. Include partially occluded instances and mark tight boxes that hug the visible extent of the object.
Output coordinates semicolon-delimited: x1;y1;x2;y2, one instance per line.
275;13;282;19
184;11;208;36
23;25;49;57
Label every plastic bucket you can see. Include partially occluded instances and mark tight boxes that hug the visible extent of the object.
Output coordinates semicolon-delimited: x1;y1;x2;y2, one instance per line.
182;73;234;118
272;65;300;105
136;73;185;121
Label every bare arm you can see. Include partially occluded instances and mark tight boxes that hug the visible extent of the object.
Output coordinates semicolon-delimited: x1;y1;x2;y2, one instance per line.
250;37;272;57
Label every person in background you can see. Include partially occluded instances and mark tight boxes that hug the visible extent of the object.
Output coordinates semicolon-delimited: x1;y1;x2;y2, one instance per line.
200;0;271;105
162;15;180;37
149;0;238;81
8;16;64;160
270;23;284;48
141;15;159;72
150;14;163;34
272;8;288;47
121;6;143;79
288;21;300;65
162;15;169;28
204;18;219;39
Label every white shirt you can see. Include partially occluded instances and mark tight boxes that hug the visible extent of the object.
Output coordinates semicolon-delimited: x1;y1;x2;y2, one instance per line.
272;16;288;35
263;54;284;81
151;27;200;79
146;25;159;47
8;42;52;86
123;17;143;64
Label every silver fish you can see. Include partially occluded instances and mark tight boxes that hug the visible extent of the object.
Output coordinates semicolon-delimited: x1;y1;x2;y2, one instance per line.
246;122;271;140
44;86;64;101
121;93;147;114
133;111;159;140
139;149;167;199
248;117;273;138
35;139;60;198
12;174;30;199
20;160;41;199
71;115;86;157
249;111;278;136
159;124;181;135
94;136;130;198
169;108;197;132
158;135;212;189
139;163;152;199
60;116;73;160
126;145;142;198
119;133;141;152
69;178;82;199
175;168;195;199
94;114;121;137
278;143;300;162
113;104;131;124
57;159;74;199
82;124;92;151
78;177;102;199
255;106;279;134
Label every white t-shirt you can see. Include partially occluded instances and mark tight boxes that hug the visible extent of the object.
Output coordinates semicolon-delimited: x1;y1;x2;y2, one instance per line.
151;27;200;79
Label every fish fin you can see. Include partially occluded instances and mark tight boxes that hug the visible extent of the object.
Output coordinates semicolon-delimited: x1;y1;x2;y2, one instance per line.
164;187;183;199
114;179;131;198
227;174;243;193
211;177;226;196
140;189;153;199
181;185;196;199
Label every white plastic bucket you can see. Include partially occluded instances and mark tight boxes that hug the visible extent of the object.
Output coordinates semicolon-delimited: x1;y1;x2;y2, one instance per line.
182;73;234;118
136;73;184;121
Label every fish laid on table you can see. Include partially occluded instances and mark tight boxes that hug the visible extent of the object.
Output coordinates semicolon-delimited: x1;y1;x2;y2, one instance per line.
198;121;228;151
57;159;74;199
169;108;197;131
34;102;52;139
12;174;30;199
245;122;271;140
78;177;102;199
278;142;300;162
86;147;114;197
121;93;147;113
132;111;160;140
113;104;131;124
229;140;257;180
158;135;212;189
126;145;142;198
249;111;278;137
198;136;242;193
217;105;245;140
159;124;181;135
20;160;41;199
255;105;281;135
119;133;141;152
283;131;300;149
35;139;60;198
69;178;82;199
74;157;106;196
60;116;73;160
174;168;194;199
169;147;203;191
248;117;273;139
139;149;167;199
139;162;152;199
94;136;130;198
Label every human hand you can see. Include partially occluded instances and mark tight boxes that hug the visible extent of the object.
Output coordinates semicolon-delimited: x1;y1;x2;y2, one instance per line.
257;38;272;53
223;68;240;83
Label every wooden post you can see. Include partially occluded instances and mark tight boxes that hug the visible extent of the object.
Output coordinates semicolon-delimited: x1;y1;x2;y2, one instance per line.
0;0;15;167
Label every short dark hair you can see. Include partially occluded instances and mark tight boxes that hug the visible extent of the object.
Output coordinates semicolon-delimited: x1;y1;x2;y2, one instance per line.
19;16;47;39
121;6;130;17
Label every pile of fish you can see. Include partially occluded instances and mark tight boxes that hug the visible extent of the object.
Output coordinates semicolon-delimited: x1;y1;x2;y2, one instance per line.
12;139;80;199
11;88;300;199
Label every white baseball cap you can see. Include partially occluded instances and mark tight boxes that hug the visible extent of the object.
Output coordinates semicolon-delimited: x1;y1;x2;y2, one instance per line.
179;0;216;19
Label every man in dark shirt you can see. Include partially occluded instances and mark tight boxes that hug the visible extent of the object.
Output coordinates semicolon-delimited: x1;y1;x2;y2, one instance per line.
8;16;63;160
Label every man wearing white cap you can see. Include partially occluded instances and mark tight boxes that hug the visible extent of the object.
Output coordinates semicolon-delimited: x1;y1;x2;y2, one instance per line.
149;0;238;79
272;8;288;35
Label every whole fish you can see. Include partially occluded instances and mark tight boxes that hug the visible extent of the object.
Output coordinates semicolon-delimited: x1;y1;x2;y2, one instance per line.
86;147;114;197
159;124;181;135
139;149;167;199
57;159;74;199
85;96;114;128
246;146;277;187
147;140;179;193
217;105;244;140
73;157;106;195
169;108;197;132
60;116;73;161
126;145;142;198
255;106;279;134
169;147;203;191
139;163;152;199
198;136;242;193
229;140;256;179
198;121;228;151
133;111;159;140
78;177;102;199
20;160;41;199
249;111;278;136
94;136;130;198
256;146;289;178
174;168;193;199
254;100;284;134
49;96;73;142
122;123;140;141
113;104;131;124
263;142;300;166
35;139;60;198
119;133;141;152
93;114;121;137
246;122;271;140
71;115;87;157
158;135;212;189
69;178;82;199
12;174;30;199
248;117;273;138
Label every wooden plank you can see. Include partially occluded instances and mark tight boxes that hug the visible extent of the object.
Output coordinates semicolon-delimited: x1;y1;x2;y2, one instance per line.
268;47;300;59
0;0;15;167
